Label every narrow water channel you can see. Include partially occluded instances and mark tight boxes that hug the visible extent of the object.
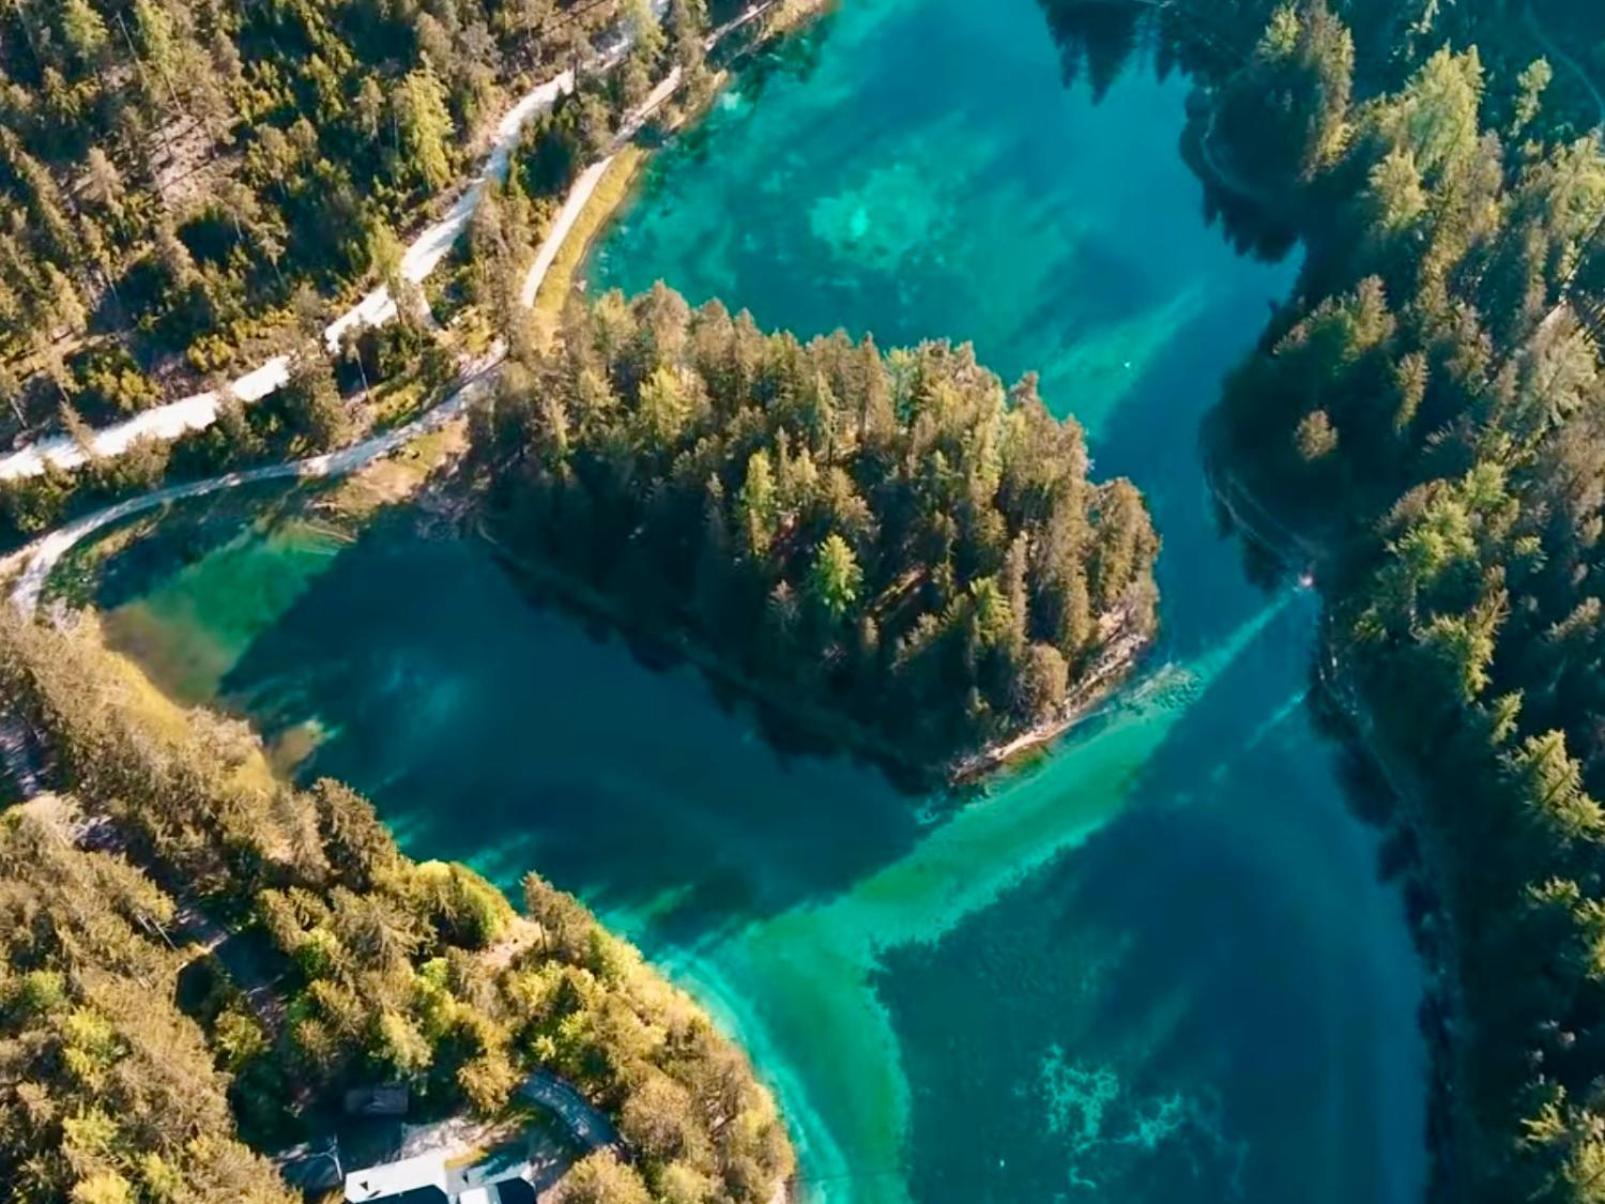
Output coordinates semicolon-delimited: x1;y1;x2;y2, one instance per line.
80;0;1428;1199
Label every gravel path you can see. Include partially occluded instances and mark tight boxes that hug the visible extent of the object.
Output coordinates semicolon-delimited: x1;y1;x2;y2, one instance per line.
0;0;683;483
2;4;783;616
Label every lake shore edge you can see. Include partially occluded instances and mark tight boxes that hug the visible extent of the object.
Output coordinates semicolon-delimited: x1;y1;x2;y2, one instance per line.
539;0;843;319
476;516;1153;793
1204;446;1474;1201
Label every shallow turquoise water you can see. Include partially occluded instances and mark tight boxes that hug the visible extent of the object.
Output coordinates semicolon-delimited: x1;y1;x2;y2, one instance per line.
91;0;1428;1200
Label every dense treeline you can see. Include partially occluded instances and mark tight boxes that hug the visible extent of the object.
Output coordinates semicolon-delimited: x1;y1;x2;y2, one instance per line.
471;284;1159;772
1040;0;1600;138
1042;0;1605;1199
0;613;793;1204
0;801;297;1204
0;0;720;445
0;0;754;556
0;300;456;555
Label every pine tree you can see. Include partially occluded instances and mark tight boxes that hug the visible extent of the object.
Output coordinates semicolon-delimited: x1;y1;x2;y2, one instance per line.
393;64;456;191
808;533;863;622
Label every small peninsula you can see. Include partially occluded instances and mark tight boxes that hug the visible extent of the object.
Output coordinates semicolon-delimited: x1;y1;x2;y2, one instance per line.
470;284;1161;778
0;612;794;1204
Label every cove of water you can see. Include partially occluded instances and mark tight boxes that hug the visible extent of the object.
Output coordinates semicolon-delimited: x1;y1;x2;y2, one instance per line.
85;0;1428;1200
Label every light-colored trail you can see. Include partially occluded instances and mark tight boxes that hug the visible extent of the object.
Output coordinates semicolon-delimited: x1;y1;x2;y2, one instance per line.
2;4;780;614
520;2;780;307
0;73;563;482
0;1;774;485
0;352;503;614
0;0;691;483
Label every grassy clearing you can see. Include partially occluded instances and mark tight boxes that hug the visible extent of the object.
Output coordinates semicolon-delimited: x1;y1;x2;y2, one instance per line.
367;375;432;431
534;145;646;319
318;420;469;522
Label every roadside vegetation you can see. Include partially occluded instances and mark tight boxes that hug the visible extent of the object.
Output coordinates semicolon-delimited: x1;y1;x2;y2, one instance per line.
533;146;649;318
0;0;639;434
471;283;1159;775
0;613;794;1204
1039;0;1605;1199
0;0;747;554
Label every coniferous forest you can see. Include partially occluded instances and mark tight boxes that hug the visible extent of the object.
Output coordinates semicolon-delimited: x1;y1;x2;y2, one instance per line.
471;284;1160;773
0;0;722;441
0;614;793;1204
1040;0;1605;1198
0;0;739;549
11;0;1605;1201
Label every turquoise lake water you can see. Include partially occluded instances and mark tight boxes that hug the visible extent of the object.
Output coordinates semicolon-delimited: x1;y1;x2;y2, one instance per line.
87;0;1429;1199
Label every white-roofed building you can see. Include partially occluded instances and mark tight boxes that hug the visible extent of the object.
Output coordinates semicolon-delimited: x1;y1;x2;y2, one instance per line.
343;1150;537;1204
343;1151;450;1203
460;1181;536;1204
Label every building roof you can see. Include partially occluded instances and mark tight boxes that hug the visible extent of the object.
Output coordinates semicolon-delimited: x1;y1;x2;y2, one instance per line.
344;1083;410;1116
344;1152;450;1203
458;1181;536;1204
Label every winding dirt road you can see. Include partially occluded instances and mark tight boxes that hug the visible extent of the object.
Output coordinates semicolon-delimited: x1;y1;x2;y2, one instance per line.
0;1;688;483
2;4;780;615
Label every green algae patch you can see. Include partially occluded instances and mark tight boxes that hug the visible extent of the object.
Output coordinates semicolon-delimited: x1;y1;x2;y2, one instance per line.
101;518;349;705
807;162;950;273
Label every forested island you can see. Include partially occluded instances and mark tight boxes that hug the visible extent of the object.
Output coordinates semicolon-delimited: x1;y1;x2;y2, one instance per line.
0;612;793;1203
1039;0;1605;1199
469;284;1160;777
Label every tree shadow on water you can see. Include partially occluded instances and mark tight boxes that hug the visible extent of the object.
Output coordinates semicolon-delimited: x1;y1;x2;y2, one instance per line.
1091;287;1298;658
1037;0;1158;103
83;481;313;611
220;525;929;948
